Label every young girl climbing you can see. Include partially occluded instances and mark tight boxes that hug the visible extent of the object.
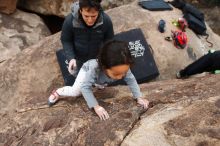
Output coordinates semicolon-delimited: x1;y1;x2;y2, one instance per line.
48;40;149;120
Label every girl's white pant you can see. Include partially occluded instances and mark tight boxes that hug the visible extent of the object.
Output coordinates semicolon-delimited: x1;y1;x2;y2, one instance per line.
56;69;87;97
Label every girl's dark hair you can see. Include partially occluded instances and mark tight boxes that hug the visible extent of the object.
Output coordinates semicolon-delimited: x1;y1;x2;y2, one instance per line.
98;40;134;70
79;0;102;11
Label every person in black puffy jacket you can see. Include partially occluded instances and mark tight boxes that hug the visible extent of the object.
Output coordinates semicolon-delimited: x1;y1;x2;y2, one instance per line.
61;0;114;76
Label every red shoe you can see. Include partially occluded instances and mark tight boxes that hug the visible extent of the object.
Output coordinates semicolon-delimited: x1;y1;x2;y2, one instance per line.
48;90;60;106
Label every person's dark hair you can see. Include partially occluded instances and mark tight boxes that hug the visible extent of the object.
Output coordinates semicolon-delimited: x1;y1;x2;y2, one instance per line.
79;0;102;11
98;40;134;70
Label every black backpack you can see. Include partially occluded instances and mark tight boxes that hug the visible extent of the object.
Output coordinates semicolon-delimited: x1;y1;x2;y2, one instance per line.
182;3;206;35
184;13;213;47
183;3;204;21
183;13;206;35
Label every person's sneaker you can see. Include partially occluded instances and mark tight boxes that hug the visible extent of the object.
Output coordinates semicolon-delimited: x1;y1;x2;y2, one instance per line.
176;71;188;79
48;90;60;107
176;71;182;79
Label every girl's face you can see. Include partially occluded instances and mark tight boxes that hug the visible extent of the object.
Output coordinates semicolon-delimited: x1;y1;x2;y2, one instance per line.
80;7;99;26
105;64;130;80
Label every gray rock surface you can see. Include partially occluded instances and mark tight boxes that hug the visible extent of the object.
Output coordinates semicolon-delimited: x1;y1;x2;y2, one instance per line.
0;32;219;145
16;0;220;36
17;0;134;17
17;0;76;17
0;9;51;62
0;33;219;145
122;78;220;146
0;1;220;146
106;1;220;80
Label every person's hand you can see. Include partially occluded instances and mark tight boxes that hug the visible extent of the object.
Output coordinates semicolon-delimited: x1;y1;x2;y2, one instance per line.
68;59;77;75
137;98;149;109
94;105;109;120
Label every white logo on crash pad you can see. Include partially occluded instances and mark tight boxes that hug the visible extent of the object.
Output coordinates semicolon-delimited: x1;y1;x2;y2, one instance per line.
128;40;145;58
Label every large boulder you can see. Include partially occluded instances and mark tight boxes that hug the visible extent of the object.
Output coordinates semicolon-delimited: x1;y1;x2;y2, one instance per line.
0;32;219;145
101;0;134;9
122;76;220;146
17;0;135;17
16;0;220;36
0;1;220;146
107;1;220;80
0;0;17;14
0;9;51;62
17;0;76;17
0;32;220;146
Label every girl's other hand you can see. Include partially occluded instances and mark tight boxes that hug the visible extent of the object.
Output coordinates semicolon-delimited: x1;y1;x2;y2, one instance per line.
137;98;149;110
94;105;109;120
